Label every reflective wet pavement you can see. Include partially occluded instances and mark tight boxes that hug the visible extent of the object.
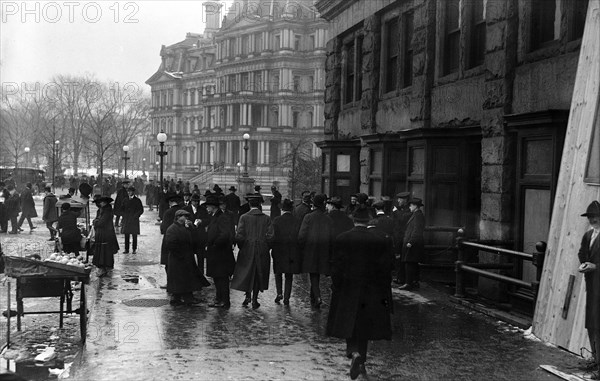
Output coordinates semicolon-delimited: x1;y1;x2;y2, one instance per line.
41;205;583;380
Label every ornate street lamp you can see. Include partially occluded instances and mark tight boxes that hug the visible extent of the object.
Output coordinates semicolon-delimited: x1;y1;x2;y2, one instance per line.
23;147;30;167
243;133;250;177
52;140;60;192
122;145;130;179
156;131;168;186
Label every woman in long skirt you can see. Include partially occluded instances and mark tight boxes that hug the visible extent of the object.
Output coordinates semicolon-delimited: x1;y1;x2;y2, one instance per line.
91;196;119;277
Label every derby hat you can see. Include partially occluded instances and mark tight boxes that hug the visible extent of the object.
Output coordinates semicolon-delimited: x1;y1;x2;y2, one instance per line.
245;193;263;202
313;194;327;208
96;196;114;204
356;193;369;204
204;195;220;207
396;191;411;199
352;207;371;223
254;185;262;192
229;186;237;191
408;198;424;207
190;194;201;202
168;194;183;203
582;200;600;217
326;196;343;208
282;198;294;211
372;200;385;210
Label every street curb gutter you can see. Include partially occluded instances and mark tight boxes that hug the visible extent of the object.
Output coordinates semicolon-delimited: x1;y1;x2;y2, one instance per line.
449;296;531;329
70;271;101;373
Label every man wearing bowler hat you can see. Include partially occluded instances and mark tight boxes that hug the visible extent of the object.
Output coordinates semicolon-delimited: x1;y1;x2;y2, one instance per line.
205;194;236;309
578;200;600;377
393;192;412;284
224;186;241;224
399;198;425;291
160;194;184;281
184;193;210;274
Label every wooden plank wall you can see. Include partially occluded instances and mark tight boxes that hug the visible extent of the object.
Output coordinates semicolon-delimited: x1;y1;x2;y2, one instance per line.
532;0;600;356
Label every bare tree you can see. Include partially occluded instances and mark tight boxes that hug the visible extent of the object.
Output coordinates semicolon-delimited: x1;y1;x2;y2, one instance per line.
281;135;321;200
83;83;118;185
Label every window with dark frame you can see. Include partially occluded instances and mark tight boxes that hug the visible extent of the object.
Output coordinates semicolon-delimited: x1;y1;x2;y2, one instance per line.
570;0;589;41
445;0;460;75
294;34;301;50
530;0;556;50
402;12;414;88
242;35;249;55
254;32;262;52
343;35;362;105
385;17;399;93
229;38;236;57
469;0;486;68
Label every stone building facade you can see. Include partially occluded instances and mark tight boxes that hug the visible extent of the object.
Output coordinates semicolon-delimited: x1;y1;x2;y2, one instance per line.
146;1;328;195
316;0;589;304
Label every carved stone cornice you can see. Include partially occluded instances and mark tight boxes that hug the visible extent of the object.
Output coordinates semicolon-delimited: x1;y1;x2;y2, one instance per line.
315;0;358;21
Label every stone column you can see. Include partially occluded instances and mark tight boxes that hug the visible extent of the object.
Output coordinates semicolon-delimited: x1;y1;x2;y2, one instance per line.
324;37;341;138
360;15;381;132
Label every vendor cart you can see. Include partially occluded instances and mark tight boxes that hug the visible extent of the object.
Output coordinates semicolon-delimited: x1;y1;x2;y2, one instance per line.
3;256;92;346
55;195;91;258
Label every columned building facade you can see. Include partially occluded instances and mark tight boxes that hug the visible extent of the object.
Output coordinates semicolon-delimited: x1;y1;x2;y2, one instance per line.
147;1;328;194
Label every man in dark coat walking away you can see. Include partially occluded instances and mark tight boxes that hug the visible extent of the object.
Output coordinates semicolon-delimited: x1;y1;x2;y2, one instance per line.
369;200;395;237
158;183;172;222
184;194;210;274
577;200;600;377
224;186;241;225
42;186;58;240
17;182;37;232
269;199;302;305
165;209;210;306
113;180;130;230
298;194;334;308
399;198;425;291
144;180;156;211
0;182;9;233
5;185;21;234
327;207;393;380
205;195;236;309
121;187;144;254
270;185;282;219
231;194;274;309
326;196;354;240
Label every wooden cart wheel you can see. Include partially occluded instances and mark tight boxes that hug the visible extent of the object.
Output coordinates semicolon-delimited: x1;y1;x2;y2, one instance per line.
80;282;87;342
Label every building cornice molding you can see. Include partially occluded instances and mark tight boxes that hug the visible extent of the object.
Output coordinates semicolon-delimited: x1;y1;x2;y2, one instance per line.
315;0;358;21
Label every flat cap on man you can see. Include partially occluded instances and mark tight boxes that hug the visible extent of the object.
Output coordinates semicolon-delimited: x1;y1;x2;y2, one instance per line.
174;209;190;217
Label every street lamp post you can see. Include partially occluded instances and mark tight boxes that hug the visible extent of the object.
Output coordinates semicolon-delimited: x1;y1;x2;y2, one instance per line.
156;131;168;186
122;145;130;179
52;140;60;193
243;133;250;177
24;147;30;167
237;162;241;179
155;161;159;181
142;158;146;176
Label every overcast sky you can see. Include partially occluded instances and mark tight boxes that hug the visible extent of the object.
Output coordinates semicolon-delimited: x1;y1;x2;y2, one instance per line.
1;1;233;93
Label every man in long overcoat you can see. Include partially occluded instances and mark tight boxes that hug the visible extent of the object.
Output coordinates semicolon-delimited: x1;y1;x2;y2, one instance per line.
121;187;144;254
224;186;241;225
577;200;600;376
183;194;210;274
269;198;302;305
165;209;210;306
91;196;120;277
399;198;425;291
205;195;235;309
327;207;393;379
17;182;37;232
144;180;156;211
231;194;274;309
393;192;412;284
113;180;130;229
42;186;58;240
294;192;312;223
5;185;21;234
298;193;334;308
270;185;282;219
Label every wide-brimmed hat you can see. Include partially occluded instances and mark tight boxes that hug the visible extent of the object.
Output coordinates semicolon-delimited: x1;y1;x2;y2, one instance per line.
174;209;190;218
408;198;424;207
245;193;263;202
127;186;136;193
282;198;294;211
95;196;113;204
254;185;262;192
190;194;201;202
168;194;183;203
396;191;411;199
204;195;220;207
582;200;600;217
229;186;237;191
326;196;343;208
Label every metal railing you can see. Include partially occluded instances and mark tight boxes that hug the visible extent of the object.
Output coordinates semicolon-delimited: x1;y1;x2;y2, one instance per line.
454;238;547;300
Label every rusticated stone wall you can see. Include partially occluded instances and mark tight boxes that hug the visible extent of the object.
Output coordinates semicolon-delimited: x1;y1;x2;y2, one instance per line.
360;15;380;133
324;37;341;138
